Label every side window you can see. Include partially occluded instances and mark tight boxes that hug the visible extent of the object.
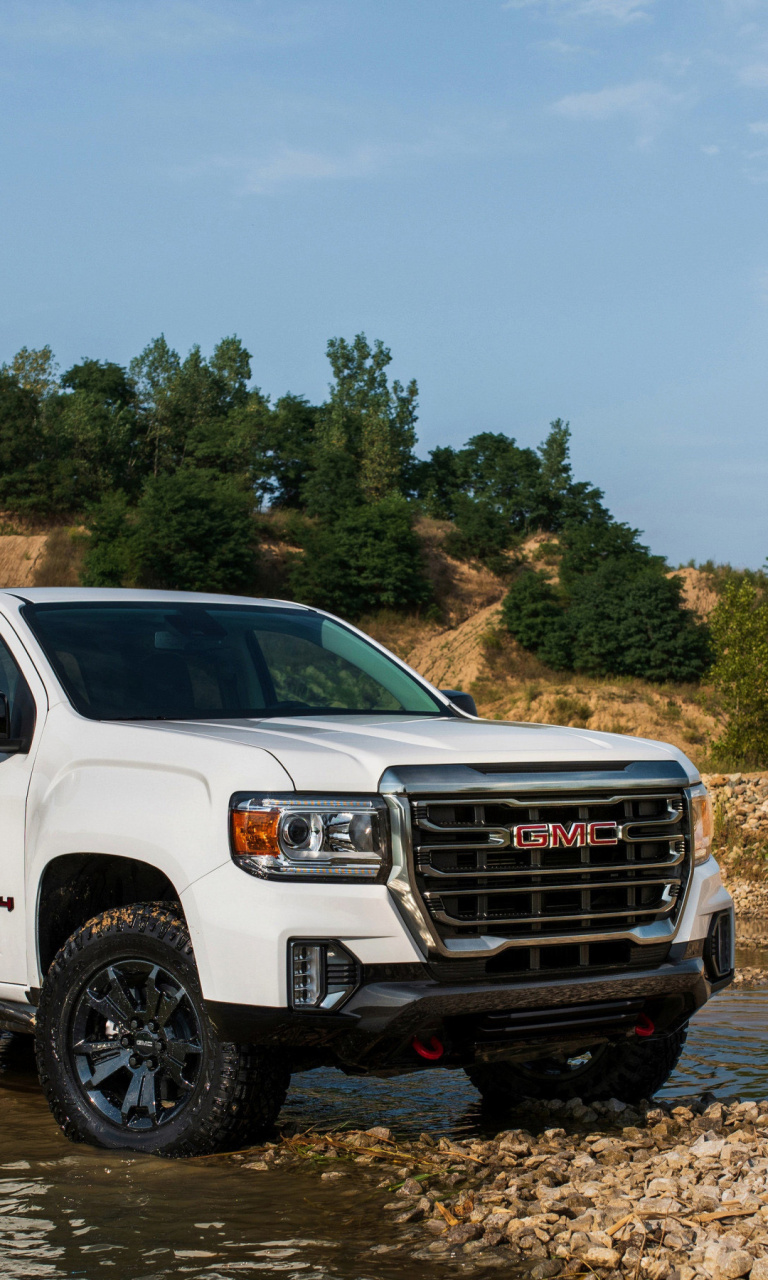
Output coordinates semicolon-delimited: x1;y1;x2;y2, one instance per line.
0;638;36;746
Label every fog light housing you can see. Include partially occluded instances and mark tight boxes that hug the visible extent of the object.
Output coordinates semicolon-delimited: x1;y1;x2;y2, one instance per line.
289;939;359;1011
704;910;734;980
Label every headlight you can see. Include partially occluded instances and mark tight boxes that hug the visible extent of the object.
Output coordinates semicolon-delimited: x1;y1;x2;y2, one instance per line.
690;784;713;866
230;793;390;881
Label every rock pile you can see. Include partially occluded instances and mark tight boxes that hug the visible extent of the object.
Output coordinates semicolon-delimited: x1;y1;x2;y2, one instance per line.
249;1095;768;1275
704;774;768;845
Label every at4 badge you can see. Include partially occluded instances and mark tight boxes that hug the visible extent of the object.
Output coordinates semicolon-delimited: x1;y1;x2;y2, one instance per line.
0;897;14;911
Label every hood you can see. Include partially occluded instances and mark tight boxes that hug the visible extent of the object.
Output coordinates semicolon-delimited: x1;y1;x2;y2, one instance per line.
144;714;697;792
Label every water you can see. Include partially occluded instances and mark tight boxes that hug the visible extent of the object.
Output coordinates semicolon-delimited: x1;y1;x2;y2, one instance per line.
2;959;768;1280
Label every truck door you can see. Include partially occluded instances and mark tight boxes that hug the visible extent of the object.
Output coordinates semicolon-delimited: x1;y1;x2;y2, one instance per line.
0;623;45;990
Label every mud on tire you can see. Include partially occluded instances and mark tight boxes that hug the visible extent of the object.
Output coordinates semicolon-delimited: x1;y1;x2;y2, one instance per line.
35;902;290;1156
466;1026;688;1111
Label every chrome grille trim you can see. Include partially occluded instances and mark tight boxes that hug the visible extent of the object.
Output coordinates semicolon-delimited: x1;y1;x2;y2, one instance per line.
381;764;696;962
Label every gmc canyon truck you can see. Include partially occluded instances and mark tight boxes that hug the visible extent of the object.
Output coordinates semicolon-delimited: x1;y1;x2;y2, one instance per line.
0;588;732;1156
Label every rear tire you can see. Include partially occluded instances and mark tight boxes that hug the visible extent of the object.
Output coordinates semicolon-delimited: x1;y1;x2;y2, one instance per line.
466;1026;688;1112
35;902;289;1156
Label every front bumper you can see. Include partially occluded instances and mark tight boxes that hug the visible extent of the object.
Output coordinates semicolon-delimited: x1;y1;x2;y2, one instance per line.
206;943;732;1074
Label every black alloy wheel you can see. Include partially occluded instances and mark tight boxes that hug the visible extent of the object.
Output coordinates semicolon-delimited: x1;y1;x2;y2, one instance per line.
70;959;203;1131
35;902;290;1156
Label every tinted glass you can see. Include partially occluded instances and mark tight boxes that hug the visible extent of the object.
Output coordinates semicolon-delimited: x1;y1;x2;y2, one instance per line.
23;603;443;721
0;637;36;742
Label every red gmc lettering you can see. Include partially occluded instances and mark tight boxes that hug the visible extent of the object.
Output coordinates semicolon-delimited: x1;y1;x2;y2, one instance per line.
550;821;587;848
0;897;14;912
589;822;619;846
514;823;549;848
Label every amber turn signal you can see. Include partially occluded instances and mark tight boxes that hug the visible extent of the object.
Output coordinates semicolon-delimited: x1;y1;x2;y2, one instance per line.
231;808;281;856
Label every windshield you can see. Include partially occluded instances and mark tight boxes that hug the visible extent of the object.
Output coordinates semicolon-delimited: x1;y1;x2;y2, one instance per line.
22;602;444;721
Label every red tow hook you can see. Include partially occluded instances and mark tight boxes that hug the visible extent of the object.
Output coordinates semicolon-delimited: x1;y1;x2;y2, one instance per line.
635;1013;655;1038
412;1035;444;1060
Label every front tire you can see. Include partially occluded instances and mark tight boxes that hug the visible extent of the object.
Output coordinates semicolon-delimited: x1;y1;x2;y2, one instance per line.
35;902;289;1156
466;1026;688;1112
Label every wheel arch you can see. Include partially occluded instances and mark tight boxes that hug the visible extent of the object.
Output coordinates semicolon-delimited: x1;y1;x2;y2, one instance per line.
36;853;184;979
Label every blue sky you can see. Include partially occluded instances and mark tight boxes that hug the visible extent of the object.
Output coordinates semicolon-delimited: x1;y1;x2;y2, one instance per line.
1;0;767;567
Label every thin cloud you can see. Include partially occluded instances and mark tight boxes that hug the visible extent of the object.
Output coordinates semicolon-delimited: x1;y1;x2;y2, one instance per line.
503;0;653;22
0;0;306;53
175;119;521;195
551;79;688;122
537;37;591;54
749;121;768;133
701;144;720;154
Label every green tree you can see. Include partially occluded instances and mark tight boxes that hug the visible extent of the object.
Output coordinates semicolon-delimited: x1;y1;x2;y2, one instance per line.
132;469;257;593
0;372;46;509
568;566;711;682
1;345;59;397
444;495;517;571
81;491;135;586
709;580;768;767
83;470;258;593
414;445;462;519
47;359;141;506
290;495;431;619
501;570;573;669
303;335;418;516
558;518;660;588
263;394;318;508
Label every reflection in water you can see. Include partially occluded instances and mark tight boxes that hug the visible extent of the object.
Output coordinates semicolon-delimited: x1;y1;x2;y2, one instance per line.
0;980;766;1278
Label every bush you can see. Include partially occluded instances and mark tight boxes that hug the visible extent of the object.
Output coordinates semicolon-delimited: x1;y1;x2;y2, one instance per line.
568;566;711;683
289;495;432;620
443;495;516;570
81;491;134;587
501;564;711;683
501;570;573;670
709;580;768;768
83;471;257;594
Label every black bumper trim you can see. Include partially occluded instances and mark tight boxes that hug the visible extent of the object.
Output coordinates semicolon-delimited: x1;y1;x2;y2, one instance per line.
205;955;729;1068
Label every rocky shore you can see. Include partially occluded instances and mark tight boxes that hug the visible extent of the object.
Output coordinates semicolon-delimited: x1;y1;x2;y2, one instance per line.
238;1094;768;1276
703;775;768;846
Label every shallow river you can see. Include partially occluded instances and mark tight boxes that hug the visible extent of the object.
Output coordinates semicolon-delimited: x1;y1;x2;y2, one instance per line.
2;955;767;1280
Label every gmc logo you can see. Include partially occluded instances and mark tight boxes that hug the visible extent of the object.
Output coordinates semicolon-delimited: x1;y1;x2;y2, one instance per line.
513;821;618;849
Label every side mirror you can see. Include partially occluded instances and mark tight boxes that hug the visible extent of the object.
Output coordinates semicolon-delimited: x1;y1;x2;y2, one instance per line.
441;689;478;717
0;693;25;754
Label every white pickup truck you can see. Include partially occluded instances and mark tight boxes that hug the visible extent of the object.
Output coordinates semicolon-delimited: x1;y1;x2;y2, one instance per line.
0;588;732;1156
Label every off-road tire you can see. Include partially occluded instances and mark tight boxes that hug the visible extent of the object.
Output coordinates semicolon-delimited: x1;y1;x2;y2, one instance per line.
35;902;290;1156
466;1026;688;1111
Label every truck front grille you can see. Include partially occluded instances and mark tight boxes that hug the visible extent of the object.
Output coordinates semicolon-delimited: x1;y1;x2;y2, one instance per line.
410;790;689;948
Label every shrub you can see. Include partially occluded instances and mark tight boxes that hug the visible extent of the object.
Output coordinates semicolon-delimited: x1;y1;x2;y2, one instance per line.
568;567;712;683
501;563;711;683
83;471;257;594
290;495;432;620
709;579;768;768
501;570;573;670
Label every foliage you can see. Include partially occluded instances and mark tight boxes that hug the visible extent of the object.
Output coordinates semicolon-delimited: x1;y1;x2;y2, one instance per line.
416;420;607;551
303;334;418;517
568;566;712;682
0;331;724;687
501;559;711;684
501;570;573;670
709;580;768;768
443;495;517;570
81;491;135;587
83;472;257;594
289;496;432;619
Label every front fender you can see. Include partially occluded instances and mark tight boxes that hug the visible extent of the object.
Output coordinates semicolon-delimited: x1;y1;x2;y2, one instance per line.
25;704;294;985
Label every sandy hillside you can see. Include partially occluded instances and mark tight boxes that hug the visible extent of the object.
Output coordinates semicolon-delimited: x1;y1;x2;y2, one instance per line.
0;535;48;586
